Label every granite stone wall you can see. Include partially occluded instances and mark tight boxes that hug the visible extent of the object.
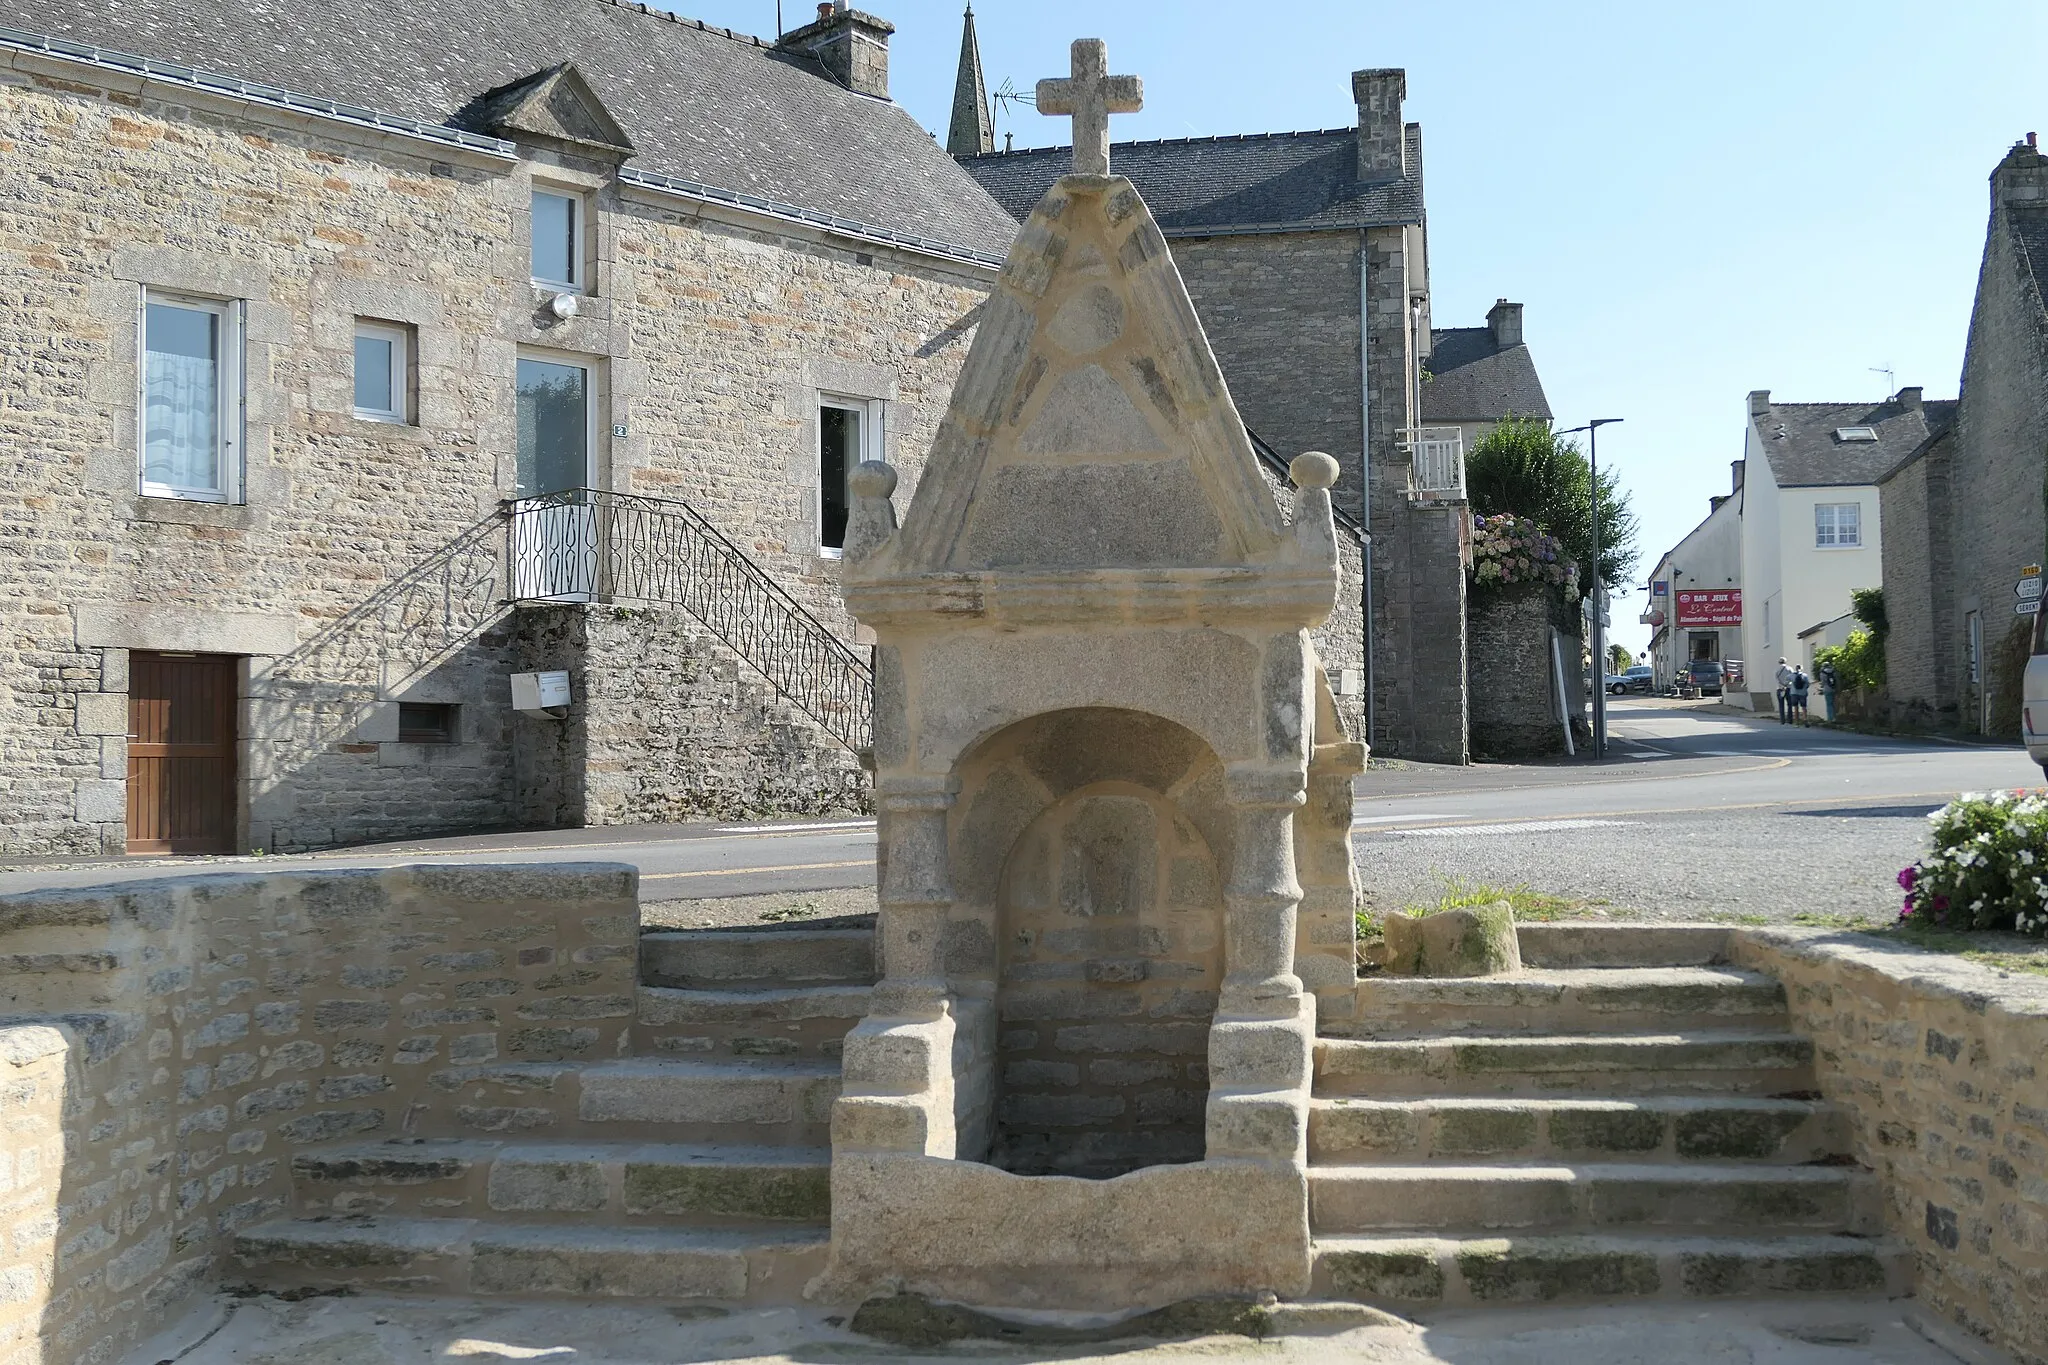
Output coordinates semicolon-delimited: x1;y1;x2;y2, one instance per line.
0;864;638;1365
1734;929;2048;1364
1467;583;1564;760
512;603;869;829
0;61;988;856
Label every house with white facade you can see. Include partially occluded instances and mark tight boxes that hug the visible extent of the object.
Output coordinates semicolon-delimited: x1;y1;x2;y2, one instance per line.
1731;388;1952;709
1640;464;1743;692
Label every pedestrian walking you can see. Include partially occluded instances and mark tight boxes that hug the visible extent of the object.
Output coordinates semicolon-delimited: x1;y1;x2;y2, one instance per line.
1791;666;1810;725
1774;657;1795;724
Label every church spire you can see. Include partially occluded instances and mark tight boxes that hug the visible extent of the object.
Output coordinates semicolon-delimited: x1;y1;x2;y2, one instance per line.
945;4;994;157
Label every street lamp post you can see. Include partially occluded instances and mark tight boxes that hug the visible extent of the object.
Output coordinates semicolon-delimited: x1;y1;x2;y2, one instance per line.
1560;418;1624;758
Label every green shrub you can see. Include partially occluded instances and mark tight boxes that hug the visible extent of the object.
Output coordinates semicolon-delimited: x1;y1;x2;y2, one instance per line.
1899;791;2048;935
1815;628;1885;690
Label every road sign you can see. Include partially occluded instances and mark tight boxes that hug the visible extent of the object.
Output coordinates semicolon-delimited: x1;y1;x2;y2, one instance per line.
2020;576;2044;600
2021;599;2041;617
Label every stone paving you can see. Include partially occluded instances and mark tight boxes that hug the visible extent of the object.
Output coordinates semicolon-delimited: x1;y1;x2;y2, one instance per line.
127;1291;1975;1365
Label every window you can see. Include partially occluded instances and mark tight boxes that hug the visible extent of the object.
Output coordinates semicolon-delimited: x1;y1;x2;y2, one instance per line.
353;322;409;422
531;190;581;290
397;702;456;744
1815;502;1862;548
818;398;880;555
515;357;591;496
1833;426;1878;443
141;291;242;502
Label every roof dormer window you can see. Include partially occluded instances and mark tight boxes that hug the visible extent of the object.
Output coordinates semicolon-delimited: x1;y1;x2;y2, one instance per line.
1833;426;1878;443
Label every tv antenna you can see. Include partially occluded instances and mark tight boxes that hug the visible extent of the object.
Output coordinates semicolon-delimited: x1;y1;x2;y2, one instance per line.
992;77;1036;146
1868;364;1895;396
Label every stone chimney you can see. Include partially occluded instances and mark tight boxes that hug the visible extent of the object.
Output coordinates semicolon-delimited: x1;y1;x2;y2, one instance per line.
1351;68;1407;181
1731;460;1745;495
1992;135;2048;209
777;3;894;100
1894;385;1923;412
1486;299;1523;348
1747;389;1771;420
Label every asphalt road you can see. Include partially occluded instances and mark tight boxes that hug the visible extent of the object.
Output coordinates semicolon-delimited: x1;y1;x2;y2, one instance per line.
0;699;2034;923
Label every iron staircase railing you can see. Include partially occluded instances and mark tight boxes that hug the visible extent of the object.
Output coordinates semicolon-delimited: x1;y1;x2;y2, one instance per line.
505;488;873;752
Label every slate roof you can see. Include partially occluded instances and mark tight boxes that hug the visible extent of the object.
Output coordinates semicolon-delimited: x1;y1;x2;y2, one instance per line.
958;127;1425;233
1752;397;1957;488
2009;206;2048;311
1421;327;1552;423
4;0;1019;258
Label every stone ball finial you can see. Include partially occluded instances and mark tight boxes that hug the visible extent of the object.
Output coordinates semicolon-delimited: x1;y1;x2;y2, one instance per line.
1290;451;1339;490
849;460;898;499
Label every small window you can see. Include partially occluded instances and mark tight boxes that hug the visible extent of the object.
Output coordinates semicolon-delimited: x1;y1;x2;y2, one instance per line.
818;398;879;555
397;702;456;744
531;190;581;290
353;321;410;422
1815;502;1862;548
141;290;243;502
1833;426;1878;443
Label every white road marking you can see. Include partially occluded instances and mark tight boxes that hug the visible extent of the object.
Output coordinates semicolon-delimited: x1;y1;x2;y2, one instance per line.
1383;818;1643;838
1350;813;1439;826
711;820;878;835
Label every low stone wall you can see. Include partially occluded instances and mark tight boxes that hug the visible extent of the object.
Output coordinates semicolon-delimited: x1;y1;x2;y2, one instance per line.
1467;583;1565;761
1731;929;2048;1363
0;864;636;1365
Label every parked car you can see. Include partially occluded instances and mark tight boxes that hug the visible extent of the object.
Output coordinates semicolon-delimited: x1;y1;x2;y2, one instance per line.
1606;666;1654;695
2022;606;2048;777
1686;659;1725;696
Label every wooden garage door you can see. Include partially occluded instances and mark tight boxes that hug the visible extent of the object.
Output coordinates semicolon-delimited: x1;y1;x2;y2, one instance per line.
127;652;237;854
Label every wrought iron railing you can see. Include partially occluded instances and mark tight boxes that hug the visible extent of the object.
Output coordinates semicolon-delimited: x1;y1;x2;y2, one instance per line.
1401;426;1467;500
1244;426;1369;542
505;488;873;752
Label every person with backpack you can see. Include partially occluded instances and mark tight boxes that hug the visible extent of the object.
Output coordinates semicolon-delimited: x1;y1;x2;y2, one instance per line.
1819;660;1839;723
1791;665;1811;725
1774;657;1795;724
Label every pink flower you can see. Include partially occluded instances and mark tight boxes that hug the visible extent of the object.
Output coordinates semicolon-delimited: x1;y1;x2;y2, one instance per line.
1897;866;1917;890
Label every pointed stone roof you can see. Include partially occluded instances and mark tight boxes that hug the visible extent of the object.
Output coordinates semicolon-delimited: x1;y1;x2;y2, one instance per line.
847;172;1337;628
946;5;994;158
473;63;635;158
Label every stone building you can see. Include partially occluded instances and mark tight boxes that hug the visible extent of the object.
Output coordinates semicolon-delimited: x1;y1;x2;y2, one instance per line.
1880;137;2048;737
0;0;1020;856
958;66;1467;762
1421;298;1552;449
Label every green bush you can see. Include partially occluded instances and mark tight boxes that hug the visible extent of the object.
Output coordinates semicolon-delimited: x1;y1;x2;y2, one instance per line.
1899;791;2048;935
1815;628;1885;690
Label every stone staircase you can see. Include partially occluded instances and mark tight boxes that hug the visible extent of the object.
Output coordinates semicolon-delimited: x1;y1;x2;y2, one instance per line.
229;921;874;1303
1308;939;1911;1308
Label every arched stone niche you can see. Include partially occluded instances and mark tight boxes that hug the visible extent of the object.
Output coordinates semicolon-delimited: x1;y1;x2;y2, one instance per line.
942;707;1231;1176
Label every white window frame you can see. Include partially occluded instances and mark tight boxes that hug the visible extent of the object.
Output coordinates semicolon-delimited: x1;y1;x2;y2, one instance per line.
138;289;244;504
530;189;583;292
352;320;410;424
1814;501;1862;549
817;396;882;560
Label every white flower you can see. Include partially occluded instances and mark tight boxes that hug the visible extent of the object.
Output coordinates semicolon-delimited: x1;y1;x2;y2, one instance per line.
2021;850;2036;866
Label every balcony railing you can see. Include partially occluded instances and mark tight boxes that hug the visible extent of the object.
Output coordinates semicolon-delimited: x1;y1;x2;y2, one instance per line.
1402;426;1467;501
505;488;872;752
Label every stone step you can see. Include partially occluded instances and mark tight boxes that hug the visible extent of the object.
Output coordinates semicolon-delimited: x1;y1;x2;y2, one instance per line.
1312;1231;1910;1307
640;927;877;990
1309;1163;1881;1235
1314;1032;1815;1098
428;1057;840;1145
1515;924;1733;969
633;983;870;1060
1330;968;1787;1038
291;1138;831;1225
231;1214;825;1303
1309;1096;1847;1165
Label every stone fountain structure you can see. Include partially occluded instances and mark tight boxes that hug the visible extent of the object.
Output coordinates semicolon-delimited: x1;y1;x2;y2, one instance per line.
821;38;1364;1310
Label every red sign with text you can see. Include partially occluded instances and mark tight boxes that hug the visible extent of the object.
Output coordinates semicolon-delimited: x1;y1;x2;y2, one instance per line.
1675;589;1742;626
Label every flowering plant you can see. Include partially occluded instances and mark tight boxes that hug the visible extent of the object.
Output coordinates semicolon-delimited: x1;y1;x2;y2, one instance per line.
1898;790;2048;936
1471;513;1575;592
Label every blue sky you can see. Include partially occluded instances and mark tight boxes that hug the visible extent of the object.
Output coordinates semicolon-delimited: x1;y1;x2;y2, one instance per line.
687;0;2041;657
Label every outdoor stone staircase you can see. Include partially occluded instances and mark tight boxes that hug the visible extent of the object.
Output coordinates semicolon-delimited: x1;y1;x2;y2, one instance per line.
1308;939;1912;1308
231;920;1911;1311
229;921;875;1303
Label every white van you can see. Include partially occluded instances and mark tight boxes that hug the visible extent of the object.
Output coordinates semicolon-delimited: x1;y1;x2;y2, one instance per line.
2024;605;2048;775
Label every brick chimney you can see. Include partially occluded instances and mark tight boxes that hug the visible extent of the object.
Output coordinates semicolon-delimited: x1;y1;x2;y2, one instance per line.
777;3;894;100
1894;385;1923;411
1351;68;1407;181
1486;299;1523;348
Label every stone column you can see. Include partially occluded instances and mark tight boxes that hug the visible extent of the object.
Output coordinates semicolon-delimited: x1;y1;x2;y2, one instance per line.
872;771;959;1018
1220;763;1307;1014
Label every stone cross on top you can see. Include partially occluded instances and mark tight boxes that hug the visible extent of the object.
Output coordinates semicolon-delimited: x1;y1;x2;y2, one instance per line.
1037;39;1142;177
